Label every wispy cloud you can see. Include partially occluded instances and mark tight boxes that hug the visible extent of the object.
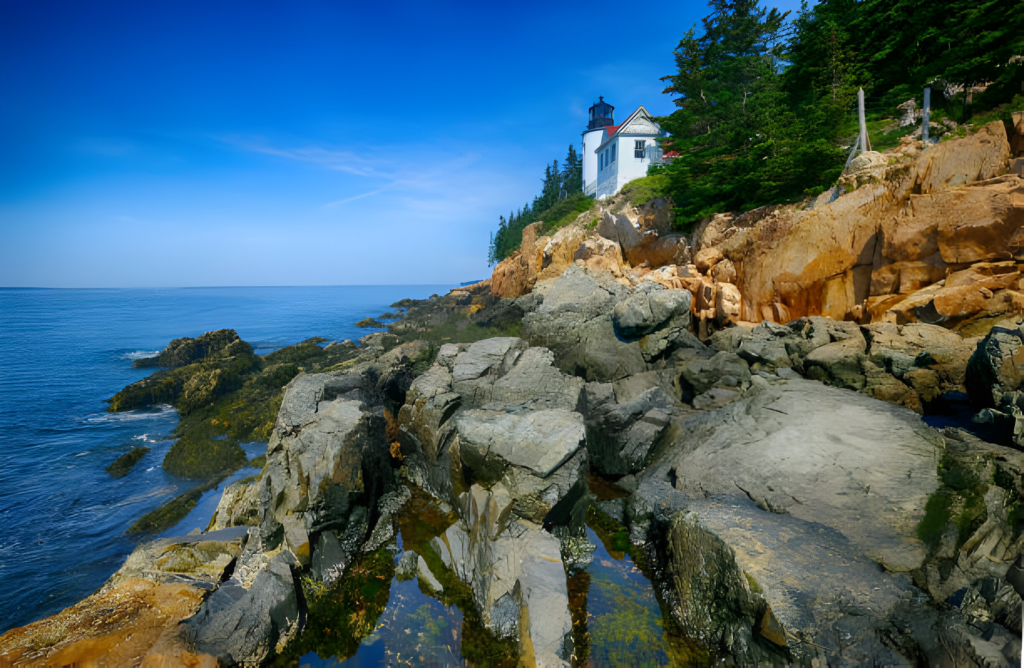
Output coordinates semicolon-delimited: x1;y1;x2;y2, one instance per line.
218;135;534;223
220;135;389;178
324;183;397;207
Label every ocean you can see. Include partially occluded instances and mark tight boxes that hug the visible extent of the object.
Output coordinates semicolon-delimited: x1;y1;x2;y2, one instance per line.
0;285;450;634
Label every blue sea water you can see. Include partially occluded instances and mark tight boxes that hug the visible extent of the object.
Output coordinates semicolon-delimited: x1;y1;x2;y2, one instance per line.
0;285;450;634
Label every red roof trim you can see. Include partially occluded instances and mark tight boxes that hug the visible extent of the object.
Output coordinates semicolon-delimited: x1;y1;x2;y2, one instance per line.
595;106;653;152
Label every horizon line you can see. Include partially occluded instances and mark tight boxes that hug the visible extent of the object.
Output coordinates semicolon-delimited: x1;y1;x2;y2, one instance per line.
0;282;477;291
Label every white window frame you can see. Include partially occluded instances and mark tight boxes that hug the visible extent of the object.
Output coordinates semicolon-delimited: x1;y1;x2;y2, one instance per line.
635;140;646;159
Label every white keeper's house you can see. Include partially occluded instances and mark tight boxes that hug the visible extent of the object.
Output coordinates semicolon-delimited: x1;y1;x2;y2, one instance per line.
582;97;668;199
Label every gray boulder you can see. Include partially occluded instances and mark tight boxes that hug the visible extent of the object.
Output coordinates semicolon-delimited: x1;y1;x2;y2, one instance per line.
398;362;461;463
454;408;587;525
259;371;392;565
398;338;594;526
582;382;676;476
708;324;756;353
596;210;643;254
966;324;1024;408
652;512;785;658
802;335;868;390
612;287;691;339
679;350;752;398
626;375;973;662
863;322;975;391
106;526;249;591
451;337;527;393
735;321;795;368
207;478;261;531
664;376;940;571
523;265;646;382
431;484;573;666
184;550;300;665
467;346;584;411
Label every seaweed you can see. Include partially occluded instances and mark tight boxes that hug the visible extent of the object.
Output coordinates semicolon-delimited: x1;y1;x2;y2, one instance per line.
105;446;150;478
162;433;247;479
588;579;666;666
283;547;396;663
586;504;633;561
110;333;362;481
918;452;990;550
566;569;591;667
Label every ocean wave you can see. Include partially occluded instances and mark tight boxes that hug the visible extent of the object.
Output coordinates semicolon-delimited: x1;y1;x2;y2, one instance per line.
122;350;161;360
84;405;177;423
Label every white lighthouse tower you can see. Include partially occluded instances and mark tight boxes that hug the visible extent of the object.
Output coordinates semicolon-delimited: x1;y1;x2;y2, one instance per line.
582;97;614;196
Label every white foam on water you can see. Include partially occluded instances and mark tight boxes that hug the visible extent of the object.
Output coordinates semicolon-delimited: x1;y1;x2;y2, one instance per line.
85;405;177;423
74;451;90;457
122;350;161;360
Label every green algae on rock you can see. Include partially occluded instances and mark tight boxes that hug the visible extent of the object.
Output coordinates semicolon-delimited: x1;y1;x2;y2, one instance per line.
284;547;396;662
162;434;247;479
131;328;242;369
109;332;364;480
104;446;150;478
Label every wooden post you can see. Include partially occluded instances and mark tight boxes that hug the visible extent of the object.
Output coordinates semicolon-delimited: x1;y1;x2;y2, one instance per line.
923;86;931;144
858;88;869;154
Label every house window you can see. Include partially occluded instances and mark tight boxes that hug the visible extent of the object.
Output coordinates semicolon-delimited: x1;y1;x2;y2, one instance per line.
635;140;646;158
611;144;616;162
600;152;604;170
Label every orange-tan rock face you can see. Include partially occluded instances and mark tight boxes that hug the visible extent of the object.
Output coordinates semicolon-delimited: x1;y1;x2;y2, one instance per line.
489;118;1023;337
0;580;213;668
0;530;245;668
708;121;1024;328
492;221;593;299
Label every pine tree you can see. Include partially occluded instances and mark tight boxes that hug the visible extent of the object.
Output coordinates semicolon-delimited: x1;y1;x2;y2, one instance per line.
659;0;808;221
561;144;583;195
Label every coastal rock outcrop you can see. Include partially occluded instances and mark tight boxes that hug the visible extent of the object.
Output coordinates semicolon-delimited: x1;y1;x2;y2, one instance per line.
521;265;646;381
0;528;250;667
705;123;1023;328
967;322;1024;408
132;328;242;369
258;371;393;564
431;485;574;666
13;117;1024;664
166;341;429;663
183;549;301;665
582;382;676;475
652;512;787;659
710;317;976;413
627;376;958;662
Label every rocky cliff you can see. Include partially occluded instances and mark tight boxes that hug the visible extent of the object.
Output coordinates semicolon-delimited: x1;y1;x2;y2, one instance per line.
4;116;1024;666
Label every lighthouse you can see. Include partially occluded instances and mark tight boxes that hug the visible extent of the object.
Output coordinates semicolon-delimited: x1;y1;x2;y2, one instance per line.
582;97;614;196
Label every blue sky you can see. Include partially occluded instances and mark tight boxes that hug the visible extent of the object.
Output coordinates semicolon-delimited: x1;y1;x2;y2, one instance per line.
0;0;804;288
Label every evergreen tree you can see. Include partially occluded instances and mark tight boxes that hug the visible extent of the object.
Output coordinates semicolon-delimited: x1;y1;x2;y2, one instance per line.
561;144;583;195
658;0;826;222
